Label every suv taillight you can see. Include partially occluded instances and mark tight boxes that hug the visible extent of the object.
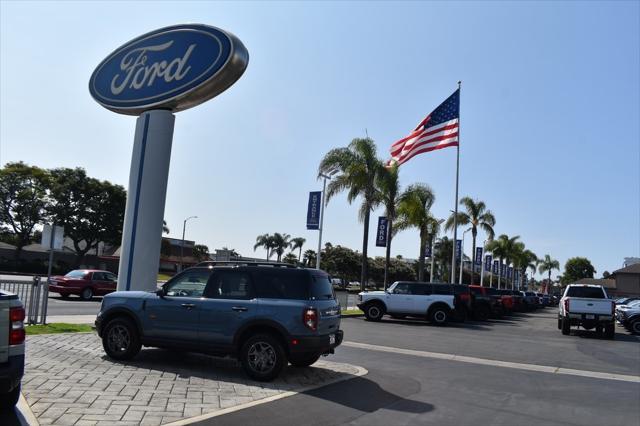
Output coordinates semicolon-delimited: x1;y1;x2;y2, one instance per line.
564;299;570;313
303;308;318;331
9;306;25;345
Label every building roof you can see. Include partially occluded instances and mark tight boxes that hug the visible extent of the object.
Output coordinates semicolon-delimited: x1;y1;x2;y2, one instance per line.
573;278;616;289
612;263;640;276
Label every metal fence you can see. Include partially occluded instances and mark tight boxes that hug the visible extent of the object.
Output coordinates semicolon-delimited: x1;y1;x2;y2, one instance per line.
336;291;359;309
0;277;49;324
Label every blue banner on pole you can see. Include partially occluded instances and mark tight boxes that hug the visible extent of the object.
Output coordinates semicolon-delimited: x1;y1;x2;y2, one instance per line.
500;263;506;277
493;260;499;274
475;247;483;265
455;240;462;261
507;266;513;279
375;217;388;247
485;254;493;272
306;191;321;230
425;242;432;258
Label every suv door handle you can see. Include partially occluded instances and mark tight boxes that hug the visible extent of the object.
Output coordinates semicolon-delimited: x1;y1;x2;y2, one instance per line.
181;303;196;309
232;306;248;312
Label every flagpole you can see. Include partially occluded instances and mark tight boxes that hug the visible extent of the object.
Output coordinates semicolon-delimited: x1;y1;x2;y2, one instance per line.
450;81;461;284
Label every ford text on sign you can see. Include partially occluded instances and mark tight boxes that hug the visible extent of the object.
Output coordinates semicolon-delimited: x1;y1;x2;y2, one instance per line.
376;217;388;247
89;24;248;115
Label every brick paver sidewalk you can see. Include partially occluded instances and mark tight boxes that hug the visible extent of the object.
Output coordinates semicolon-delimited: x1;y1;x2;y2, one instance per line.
23;333;361;425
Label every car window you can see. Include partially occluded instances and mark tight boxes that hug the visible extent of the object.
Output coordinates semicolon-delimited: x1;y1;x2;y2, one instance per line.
206;271;253;299
105;272;117;281
393;283;411;294
65;270;87;279
253;270;309;300
310;273;335;300
431;285;450;295
409;284;431;295
166;270;211;297
565;286;606;299
92;272;105;281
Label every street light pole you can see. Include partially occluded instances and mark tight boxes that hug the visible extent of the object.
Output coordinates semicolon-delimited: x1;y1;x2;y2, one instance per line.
180;215;197;272
479;239;487;287
316;170;337;270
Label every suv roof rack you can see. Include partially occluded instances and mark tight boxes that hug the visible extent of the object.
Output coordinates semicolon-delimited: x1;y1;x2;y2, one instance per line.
194;261;300;269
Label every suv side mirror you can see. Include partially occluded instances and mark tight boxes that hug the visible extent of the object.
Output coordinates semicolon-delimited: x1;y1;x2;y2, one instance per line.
156;288;165;298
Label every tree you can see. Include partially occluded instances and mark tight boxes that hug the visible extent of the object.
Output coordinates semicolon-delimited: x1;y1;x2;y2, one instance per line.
192;244;210;261
254;233;275;260
290;237;306;262
434;237;453;283
485;234;521;288
445;196;496;283
282;252;298;265
0;162;50;258
375;163;401;289
562;257;596;284
512;246;537;290
395;183;438;282
162;220;170;234
602;271;611;279
269;232;291;262
319;138;383;292
303;249;317;267
320;244;361;283
47;167;126;265
538;254;560;293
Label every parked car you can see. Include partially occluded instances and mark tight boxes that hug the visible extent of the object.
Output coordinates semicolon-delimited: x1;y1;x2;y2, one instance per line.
49;269;118;300
558;284;615;338
521;291;540;310
0;289;25;407
618;302;640;335
357;282;456;325
506;290;525;311
615;299;640;323
615;297;639;306
495;289;515;313
96;263;343;381
468;285;505;318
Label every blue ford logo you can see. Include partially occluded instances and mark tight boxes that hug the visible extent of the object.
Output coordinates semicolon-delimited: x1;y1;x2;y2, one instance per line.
89;24;248;115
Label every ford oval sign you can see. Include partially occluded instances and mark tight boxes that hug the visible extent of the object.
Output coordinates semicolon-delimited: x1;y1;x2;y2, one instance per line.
89;24;248;115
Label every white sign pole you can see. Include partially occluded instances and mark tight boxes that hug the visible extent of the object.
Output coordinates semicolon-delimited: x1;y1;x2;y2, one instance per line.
117;110;175;292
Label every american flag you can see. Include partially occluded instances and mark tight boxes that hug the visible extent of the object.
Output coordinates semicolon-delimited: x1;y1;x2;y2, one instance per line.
389;89;460;166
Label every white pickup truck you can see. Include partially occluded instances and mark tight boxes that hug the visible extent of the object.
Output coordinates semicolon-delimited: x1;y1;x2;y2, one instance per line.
357;281;455;325
0;289;25;407
558;284;615;339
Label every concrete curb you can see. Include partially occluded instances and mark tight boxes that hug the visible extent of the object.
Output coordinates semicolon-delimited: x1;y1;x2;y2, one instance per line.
163;364;368;425
16;392;39;426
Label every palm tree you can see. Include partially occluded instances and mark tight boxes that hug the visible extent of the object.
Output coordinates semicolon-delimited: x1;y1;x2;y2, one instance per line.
434;236;453;282
395;183;437;282
162;220;170;235
512;246;537;290
445;197;496;283
303;249;317;267
319;138;383;292
254;233;275;260
538;254;560;294
290;237;306;262
269;232;291;262
375;163;401;289
282;252;298;265
485;234;521;288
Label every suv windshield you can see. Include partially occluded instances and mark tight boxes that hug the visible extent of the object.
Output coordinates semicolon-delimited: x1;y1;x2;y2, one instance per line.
566;286;606;298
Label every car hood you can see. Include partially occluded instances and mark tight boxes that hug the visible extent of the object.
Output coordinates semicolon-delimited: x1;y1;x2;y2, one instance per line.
360;291;386;296
103;291;155;300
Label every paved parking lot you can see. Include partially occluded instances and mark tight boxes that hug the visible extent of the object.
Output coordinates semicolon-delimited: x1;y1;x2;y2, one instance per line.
21;333;364;425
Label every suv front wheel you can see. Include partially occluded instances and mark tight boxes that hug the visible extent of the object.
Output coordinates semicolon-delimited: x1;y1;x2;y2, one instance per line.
240;334;286;382
363;302;385;322
102;317;141;360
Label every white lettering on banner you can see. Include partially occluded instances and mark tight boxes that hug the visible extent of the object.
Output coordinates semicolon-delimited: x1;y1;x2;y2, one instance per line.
110;41;196;95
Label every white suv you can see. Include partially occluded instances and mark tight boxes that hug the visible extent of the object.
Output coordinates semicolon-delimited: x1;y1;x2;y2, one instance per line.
357;282;455;325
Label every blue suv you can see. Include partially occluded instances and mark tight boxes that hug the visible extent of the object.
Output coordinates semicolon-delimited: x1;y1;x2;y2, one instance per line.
95;264;343;381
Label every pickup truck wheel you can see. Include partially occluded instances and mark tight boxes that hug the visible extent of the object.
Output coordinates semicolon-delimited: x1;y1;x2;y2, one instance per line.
288;352;321;367
631;319;640;335
81;287;94;301
364;302;384;322
429;306;449;326
557;318;562;330
561;317;571;335
102;317;141;360
0;385;20;408
240;334;285;382
604;323;615;339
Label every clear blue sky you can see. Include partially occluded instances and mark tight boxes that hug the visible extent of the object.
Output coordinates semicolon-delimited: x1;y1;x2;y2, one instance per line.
1;1;638;278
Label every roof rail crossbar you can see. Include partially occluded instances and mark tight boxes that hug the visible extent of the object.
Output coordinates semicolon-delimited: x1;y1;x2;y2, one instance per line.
194;261;299;269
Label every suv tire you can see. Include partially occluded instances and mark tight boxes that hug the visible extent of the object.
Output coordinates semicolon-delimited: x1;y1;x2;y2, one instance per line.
561;317;570;335
240;334;285;382
0;385;20;408
289;352;321;367
604;323;615;339
363;302;384;322
631;319;640;335
102;317;141;360
429;305;449;326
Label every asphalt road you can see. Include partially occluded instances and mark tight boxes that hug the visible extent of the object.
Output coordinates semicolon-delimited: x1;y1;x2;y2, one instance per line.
196;309;640;426
45;294;102;316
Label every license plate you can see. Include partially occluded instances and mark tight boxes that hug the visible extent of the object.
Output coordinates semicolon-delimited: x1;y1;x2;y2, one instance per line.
586;314;595;319
329;334;335;345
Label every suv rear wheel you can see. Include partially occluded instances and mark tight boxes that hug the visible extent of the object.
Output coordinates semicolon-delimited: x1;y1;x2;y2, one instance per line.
240;334;285;382
289;352;321;367
363;302;385;322
561;317;571;335
102;317;141;360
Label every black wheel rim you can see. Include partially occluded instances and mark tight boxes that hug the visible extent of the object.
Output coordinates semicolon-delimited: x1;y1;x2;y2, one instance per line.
368;306;380;319
107;324;130;354
248;341;276;374
434;310;446;323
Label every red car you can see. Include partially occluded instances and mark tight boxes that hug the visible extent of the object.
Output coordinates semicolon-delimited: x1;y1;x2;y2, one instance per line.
49;270;118;300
